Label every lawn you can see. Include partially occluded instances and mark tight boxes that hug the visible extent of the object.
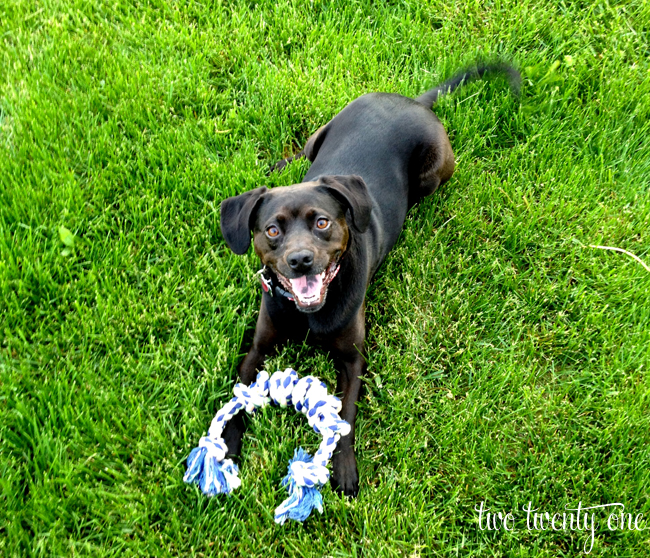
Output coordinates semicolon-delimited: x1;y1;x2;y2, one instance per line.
1;0;649;556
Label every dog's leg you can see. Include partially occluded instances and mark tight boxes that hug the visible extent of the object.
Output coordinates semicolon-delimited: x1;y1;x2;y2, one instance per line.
408;136;456;207
222;298;285;456
328;304;366;497
269;125;328;173
269;150;306;173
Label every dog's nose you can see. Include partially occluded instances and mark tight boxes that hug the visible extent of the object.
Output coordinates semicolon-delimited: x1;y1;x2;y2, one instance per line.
287;249;315;272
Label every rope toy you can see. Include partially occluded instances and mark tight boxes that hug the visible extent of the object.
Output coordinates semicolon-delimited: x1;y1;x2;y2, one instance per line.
183;369;351;524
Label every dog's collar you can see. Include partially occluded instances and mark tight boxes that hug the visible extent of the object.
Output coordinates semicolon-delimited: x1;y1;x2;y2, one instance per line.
256;266;295;301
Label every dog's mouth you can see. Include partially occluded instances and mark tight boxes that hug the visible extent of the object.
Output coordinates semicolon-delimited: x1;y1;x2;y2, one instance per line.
276;260;340;312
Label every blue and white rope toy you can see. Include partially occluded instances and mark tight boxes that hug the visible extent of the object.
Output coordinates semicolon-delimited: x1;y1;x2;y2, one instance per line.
183;369;351;524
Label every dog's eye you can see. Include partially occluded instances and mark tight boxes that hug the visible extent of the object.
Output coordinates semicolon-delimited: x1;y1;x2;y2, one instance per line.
266;226;280;238
316;218;330;230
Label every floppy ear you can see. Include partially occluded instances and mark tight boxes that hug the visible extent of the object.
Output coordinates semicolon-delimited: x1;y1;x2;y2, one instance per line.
318;175;372;233
219;186;267;255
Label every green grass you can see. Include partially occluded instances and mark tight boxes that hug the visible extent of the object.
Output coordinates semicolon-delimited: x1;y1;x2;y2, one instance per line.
1;0;649;556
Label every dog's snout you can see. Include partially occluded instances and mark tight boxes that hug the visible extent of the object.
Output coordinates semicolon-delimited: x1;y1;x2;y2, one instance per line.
287;249;315;272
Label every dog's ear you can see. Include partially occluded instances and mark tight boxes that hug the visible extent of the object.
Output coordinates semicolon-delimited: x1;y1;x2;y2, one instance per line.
220;186;268;254
318;175;372;233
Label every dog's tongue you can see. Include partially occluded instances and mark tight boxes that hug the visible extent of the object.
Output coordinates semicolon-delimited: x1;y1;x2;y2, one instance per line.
289;273;324;305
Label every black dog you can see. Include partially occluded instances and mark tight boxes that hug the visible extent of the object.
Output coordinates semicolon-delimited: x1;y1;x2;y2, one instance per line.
219;64;519;497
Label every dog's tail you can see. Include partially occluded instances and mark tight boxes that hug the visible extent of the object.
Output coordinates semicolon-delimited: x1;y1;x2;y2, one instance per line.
415;63;521;109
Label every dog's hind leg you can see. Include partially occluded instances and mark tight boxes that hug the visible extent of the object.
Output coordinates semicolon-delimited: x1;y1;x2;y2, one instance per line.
269;151;306;173
269;125;328;173
408;132;456;207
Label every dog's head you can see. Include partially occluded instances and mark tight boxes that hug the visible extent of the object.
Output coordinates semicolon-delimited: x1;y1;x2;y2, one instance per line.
220;175;371;313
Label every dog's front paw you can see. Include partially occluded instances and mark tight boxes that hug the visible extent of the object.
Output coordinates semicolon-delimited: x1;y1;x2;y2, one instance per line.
221;414;246;457
331;449;359;497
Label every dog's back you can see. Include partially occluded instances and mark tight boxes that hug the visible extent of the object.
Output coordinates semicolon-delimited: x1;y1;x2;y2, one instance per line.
303;92;454;276
301;64;520;277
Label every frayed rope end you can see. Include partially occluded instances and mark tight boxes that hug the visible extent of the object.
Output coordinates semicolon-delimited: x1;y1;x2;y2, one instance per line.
274;448;326;524
184;446;241;496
